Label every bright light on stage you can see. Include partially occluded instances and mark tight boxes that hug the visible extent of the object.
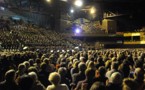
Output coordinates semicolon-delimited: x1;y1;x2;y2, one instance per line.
70;9;74;13
61;0;67;2
90;7;96;14
75;28;81;34
0;6;5;11
46;0;51;3
74;0;83;7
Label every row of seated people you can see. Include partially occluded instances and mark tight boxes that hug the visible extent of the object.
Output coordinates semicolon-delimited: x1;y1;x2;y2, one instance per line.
0;28;20;50
12;24;87;47
0;17;10;31
0;49;144;90
0;22;88;50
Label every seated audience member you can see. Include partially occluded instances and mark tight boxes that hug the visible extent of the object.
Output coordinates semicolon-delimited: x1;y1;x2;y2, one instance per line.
46;72;69;90
75;68;95;90
94;66;108;85
122;78;138;90
79;56;87;63
29;59;35;66
71;63;87;87
58;67;70;89
87;61;96;70
94;56;105;69
133;68;145;90
43;58;55;73
106;72;122;90
28;66;38;74
38;62;51;87
1;43;145;90
118;60;130;78
134;59;143;69
28;72;46;90
86;55;94;66
15;63;27;83
16;63;26;78
23;61;30;74
18;74;34;90
70;61;79;77
34;58;41;72
90;81;106;90
0;69;20;90
106;61;119;78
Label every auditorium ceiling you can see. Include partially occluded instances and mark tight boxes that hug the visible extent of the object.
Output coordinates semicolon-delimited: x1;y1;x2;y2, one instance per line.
2;0;144;12
1;0;145;31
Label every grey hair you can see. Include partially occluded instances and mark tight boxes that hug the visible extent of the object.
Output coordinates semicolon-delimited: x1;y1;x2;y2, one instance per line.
109;72;122;84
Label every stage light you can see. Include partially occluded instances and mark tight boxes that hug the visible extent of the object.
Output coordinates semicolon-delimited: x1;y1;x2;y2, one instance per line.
70;9;74;13
46;0;51;3
50;50;53;52
0;7;5;11
75;28;81;34
90;7;96;14
74;0;83;7
61;0;67;2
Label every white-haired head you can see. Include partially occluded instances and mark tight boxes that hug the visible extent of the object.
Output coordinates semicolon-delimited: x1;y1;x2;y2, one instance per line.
109;72;122;84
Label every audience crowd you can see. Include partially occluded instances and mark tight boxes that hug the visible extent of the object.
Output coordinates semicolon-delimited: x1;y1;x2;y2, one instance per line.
0;16;145;90
0;17;88;51
0;48;145;90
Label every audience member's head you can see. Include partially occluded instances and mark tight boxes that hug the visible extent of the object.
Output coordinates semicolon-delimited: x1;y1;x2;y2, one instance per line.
44;58;50;64
98;66;106;77
73;61;79;68
5;69;16;82
90;82;105;90
29;59;34;66
97;56;103;63
48;72;61;85
40;62;47;71
134;68;144;82
73;59;78;64
23;61;30;70
122;78;137;90
18;75;34;90
18;63;26;74
80;57;86;63
28;66;38;74
85;68;95;80
28;72;38;82
111;62;119;70
58;67;67;76
105;60;112;70
78;63;87;72
87;61;95;69
88;55;94;61
135;60;143;68
118;63;130;78
109;72;122;84
35;58;41;64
